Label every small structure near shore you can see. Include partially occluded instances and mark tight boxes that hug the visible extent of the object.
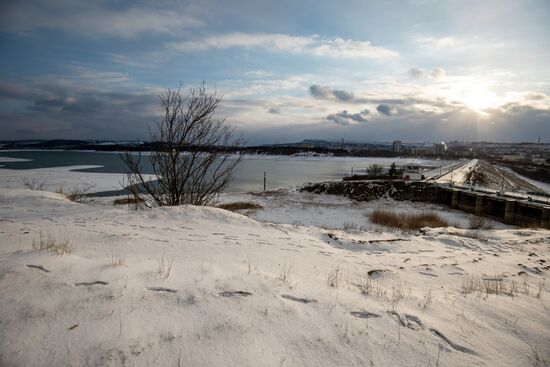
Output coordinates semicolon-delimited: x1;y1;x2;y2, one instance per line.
402;164;424;181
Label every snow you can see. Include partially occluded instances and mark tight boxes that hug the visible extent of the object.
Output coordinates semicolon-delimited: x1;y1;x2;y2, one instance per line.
434;159;478;184
499;166;550;194
0;156;31;167
1;174;549;366
0;166;154;194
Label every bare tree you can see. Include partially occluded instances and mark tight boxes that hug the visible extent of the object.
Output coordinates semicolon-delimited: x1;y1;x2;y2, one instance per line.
121;83;243;206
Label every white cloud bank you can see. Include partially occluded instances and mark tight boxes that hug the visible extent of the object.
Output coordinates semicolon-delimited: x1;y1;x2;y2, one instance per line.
170;32;398;60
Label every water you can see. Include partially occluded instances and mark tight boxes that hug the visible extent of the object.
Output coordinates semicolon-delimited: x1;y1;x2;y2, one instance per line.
0;150;445;193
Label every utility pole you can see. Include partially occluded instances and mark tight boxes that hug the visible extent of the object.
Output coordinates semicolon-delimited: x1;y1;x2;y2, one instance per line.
263;171;266;191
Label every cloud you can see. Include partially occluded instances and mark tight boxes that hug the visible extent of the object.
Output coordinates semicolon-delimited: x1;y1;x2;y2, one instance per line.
267;107;281;114
376;104;397;116
430;67;446;79
327;109;369;125
0;1;202;38
245;70;273;78
0;72;158;139
309;85;354;101
408;68;423;78
416;36;457;49
170;32;398;60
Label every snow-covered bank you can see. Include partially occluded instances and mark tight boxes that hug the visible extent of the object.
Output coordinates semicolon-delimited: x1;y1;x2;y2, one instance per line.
0;166;156;194
1;188;549;366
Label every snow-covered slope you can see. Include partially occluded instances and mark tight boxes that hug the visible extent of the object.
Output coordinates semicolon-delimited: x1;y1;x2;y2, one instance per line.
1;188;549;366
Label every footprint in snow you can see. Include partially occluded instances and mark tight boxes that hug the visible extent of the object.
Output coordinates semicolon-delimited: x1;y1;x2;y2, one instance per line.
147;286;177;293
419;271;439;277
26;264;50;273
219;290;252;298
404;314;424;330
430;328;476;354
75;281;108;287
281;294;316;304
350;311;381;319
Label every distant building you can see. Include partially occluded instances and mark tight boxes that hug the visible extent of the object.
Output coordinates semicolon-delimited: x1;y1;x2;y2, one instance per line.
392;140;402;153
502;154;522;162
411;147;433;156
434;142;447;156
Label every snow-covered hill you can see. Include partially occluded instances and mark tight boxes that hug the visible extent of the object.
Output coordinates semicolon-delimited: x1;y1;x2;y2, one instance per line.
1;188;549;366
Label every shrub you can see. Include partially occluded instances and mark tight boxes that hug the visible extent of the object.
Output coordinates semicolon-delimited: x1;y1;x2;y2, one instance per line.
369;209;448;231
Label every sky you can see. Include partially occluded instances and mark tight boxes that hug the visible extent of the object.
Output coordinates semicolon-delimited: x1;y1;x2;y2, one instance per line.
1;0;549;145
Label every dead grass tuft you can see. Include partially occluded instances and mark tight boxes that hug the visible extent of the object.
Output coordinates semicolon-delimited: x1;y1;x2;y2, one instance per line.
66;185;93;203
469;216;493;230
218;202;263;212
461;275;544;298
32;230;72;255
278;263;292;284
370;209;448;231
327;266;341;288
155;256;174;279
110;252;124;267
22;177;45;191
113;197;145;205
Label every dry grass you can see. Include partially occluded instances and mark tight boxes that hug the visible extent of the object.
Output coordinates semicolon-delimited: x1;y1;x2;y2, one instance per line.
327;266;341;288
354;274;386;297
351;274;410;310
370;209;449;231
113;197;145;205
461;275;544;298
278;263;292;284
66;185;93;203
22;177;45;191
32;230;72;255
218;202;263;212
155;256;174;279
110;252;125;267
469;216;493;230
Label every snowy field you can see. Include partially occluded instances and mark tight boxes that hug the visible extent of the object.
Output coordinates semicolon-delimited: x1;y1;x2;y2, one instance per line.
0;168;549;366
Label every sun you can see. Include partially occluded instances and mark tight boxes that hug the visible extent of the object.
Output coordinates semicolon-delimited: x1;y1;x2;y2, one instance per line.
460;84;500;111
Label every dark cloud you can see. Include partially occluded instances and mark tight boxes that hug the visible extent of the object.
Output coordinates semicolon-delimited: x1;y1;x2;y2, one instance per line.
0;0;202;38
0;78;157;140
267;107;281;114
408;67;423;78
309;84;354;101
376;104;397;116
243;103;550;145
327;109;369;125
308;84;459;111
